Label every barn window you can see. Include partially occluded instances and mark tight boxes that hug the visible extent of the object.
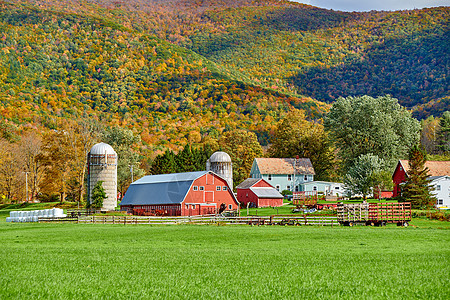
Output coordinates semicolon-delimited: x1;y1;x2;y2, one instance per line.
228;204;232;210
199;186;204;191
193;186;198;191
222;186;227;191
185;205;189;210
287;174;292;181
268;174;272;180
216;186;221;191
276;185;280;191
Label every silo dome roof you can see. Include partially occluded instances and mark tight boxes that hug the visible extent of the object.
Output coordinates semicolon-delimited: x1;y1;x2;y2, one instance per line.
90;142;117;155
209;151;232;163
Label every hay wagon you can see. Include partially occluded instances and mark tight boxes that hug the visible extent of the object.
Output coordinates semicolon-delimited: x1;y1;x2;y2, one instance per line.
337;202;411;226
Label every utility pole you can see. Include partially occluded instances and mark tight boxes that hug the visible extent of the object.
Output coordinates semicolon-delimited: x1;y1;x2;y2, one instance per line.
129;164;134;183
24;171;29;203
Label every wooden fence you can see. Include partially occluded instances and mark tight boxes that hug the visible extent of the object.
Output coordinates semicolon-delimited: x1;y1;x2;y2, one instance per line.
39;215;339;226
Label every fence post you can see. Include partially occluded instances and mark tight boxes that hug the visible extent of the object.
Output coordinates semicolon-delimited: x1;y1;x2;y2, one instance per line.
124;216;126;225
113;216;115;224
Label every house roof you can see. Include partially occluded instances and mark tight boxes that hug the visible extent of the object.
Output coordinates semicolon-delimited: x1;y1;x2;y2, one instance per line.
399;160;450;177
254;158;315;175
302;181;343;186
249;187;284;199
120;171;212;206
236;178;262;189
429;175;450;182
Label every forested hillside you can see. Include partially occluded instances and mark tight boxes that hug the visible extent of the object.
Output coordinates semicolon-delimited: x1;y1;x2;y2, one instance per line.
0;0;448;204
0;0;326;152
6;0;449;118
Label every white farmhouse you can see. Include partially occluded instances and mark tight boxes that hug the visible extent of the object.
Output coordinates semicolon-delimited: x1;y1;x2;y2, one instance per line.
429;176;450;209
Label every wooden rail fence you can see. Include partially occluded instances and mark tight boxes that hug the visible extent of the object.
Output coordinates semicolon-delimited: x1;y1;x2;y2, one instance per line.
38;215;339;226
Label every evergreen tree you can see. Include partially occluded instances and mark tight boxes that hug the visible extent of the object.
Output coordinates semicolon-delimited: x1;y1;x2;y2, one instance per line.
436;111;450;154
151;150;177;175
402;145;436;208
89;181;107;209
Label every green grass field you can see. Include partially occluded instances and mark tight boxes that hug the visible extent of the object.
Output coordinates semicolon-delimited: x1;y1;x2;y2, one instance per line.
1;221;449;299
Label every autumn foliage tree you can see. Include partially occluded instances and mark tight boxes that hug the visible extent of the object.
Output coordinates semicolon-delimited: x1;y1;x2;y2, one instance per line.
269;109;337;181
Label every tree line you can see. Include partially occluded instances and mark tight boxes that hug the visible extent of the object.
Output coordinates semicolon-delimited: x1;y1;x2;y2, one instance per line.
1;95;448;208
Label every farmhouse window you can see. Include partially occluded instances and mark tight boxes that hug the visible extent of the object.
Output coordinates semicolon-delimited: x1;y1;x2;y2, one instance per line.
199;186;204;191
304;175;308;181
287;185;291;191
295;186;299;192
436;185;441;191
268;174;272;180
193;186;198;191
223;186;227;191
437;199;443;205
335;186;340;190
276;185;280;191
313;186;317;191
228;204;232;210
216;186;221;191
287;174;292;181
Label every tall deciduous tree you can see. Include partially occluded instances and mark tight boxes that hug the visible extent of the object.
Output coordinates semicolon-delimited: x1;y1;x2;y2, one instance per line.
269;109;337;181
402;145;436;208
344;154;388;199
324;95;420;172
218;129;263;188
17;131;43;202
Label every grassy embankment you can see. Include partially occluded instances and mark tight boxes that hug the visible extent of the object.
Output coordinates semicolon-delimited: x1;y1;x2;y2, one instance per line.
0;222;449;299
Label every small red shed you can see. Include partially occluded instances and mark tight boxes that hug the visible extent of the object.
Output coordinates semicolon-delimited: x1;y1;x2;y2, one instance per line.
237;178;284;208
120;171;239;216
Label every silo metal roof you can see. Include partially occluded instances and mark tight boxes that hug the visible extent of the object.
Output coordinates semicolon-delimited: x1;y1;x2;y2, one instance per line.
90;142;117;155
209;151;232;163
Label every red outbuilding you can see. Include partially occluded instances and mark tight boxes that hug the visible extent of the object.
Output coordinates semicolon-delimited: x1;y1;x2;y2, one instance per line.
237;178;284;208
392;160;450;197
120;171;239;216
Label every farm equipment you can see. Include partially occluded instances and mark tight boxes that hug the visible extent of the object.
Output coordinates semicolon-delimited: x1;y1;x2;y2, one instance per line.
292;191;318;208
337;202;411;226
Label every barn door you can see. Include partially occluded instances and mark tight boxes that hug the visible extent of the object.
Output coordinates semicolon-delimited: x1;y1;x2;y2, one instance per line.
205;191;214;203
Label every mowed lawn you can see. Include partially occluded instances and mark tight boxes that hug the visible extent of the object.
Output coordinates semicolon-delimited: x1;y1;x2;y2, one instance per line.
0;223;449;299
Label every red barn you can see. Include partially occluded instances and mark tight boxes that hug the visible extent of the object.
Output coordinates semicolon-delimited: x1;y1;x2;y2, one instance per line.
392;160;450;197
237;178;284;208
120;171;239;216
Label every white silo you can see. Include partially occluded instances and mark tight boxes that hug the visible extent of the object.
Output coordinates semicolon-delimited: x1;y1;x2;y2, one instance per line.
206;151;233;190
88;142;118;211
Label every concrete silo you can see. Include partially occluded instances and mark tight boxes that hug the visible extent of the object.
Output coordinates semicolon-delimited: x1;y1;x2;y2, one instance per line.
206;151;233;190
87;142;118;211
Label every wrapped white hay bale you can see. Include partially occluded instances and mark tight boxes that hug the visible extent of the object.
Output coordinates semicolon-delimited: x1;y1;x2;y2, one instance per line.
6;217;11;222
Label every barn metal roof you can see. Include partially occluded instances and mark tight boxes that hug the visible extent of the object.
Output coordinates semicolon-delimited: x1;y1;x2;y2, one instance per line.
249;187;283;199
254;158;315;175
120;171;209;206
236;178;262;189
132;171;208;185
